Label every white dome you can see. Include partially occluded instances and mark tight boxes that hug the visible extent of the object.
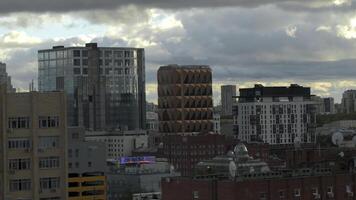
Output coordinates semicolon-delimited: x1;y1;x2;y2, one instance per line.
234;143;248;156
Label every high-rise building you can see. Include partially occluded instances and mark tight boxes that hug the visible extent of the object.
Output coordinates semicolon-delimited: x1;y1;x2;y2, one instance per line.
341;90;356;114
311;96;335;115
221;85;236;116
0;85;67;200
0;62;15;92
157;65;213;135
234;84;317;145
38;43;146;131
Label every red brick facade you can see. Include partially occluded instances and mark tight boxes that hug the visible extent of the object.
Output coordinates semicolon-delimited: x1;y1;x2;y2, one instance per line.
162;174;356;200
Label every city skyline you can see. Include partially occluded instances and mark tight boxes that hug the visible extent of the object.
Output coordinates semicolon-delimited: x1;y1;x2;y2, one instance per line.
0;1;355;104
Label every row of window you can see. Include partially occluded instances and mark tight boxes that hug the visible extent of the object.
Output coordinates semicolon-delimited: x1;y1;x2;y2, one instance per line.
9;157;60;170
8;136;60;150
9;177;60;192
73;67;135;75
38;49;136;60
8;116;60;129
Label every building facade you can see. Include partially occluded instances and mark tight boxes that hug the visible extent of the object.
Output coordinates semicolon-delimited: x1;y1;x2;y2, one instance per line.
162;134;227;176
85;130;148;160
342;90;356;114
221;85;236;116
312;96;335;115
0;62;15;92
107;157;179;200
0;85;67;200
68;172;106;200
234;84;317;145
213;112;221;134
38;43;146;131
157;65;213;135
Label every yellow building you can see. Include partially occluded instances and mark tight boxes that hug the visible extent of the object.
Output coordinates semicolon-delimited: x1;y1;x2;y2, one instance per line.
68;173;106;200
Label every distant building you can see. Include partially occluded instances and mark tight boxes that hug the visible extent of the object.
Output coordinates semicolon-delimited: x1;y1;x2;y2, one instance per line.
221;85;236;116
157;65;213;135
38;43;146;131
213;112;221;134
342;90;356;114
234;84;317;144
146;111;159;132
107;157;179;200
312;96;335;114
146;102;158;113
85;130;148;160
162;134;227;176
0;85;67;200
0;62;15;92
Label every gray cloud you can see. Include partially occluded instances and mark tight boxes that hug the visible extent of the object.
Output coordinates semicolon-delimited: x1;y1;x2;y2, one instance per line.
0;0;336;14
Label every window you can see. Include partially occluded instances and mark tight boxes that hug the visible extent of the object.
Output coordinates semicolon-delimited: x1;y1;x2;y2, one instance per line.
8;117;30;129
9;158;31;170
279;190;285;198
83;68;88;75
8;138;31;149
39;116;59;128
73;50;81;57
294;188;301;197
75;149;79;157
68;149;72;158
259;192;267;200
88;162;92;167
73;59;81;66
114;51;122;58
82;59;88;66
193;191;199;199
40;177;60;190
39;157;60;169
68;162;72;169
38;136;59;149
311;187;318;195
105;51;112;58
73;68;81;75
82;50;88;57
9;179;31;191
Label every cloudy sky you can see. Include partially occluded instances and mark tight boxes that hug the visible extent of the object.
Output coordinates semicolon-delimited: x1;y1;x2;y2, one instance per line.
1;0;356;104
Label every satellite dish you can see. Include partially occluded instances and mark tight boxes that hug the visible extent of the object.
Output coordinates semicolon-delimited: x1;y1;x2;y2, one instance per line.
331;132;344;146
229;161;237;178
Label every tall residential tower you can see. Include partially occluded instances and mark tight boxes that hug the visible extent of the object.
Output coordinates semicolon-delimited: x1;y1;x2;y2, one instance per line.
221;85;236;116
38;43;146;131
234;84;317;145
157;65;213;135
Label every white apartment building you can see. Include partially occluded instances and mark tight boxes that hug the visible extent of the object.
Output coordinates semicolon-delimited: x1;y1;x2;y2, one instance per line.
234;84;317;145
85;130;148;160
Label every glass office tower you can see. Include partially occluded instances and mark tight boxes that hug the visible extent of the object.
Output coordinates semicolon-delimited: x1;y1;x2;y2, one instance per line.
38;43;146;131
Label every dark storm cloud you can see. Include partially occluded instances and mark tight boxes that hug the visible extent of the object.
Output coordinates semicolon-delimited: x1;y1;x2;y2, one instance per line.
0;0;333;13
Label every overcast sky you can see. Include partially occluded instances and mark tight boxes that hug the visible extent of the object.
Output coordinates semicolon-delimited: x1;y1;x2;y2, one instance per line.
1;0;356;103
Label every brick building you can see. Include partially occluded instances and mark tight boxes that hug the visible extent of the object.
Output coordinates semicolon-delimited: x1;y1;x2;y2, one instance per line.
162;134;227;176
162;173;356;200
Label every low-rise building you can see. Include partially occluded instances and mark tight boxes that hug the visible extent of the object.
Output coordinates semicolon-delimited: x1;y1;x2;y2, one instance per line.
85;130;148;159
162;134;227;176
68;172;106;200
162;144;356;200
107;157;179;200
